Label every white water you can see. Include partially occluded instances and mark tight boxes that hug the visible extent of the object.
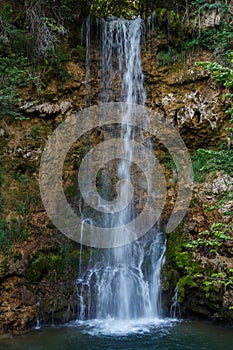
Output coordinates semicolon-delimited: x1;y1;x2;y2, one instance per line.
170;285;181;319
69;317;178;337
76;17;167;333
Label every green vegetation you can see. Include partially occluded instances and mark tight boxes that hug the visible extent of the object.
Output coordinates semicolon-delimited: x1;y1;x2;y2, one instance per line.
165;219;233;305
26;241;92;283
202;194;233;217
0;1;72;116
184;223;232;253
196;54;233;111
0;218;29;251
182;23;233;59
30;126;40;138
14;170;29;185
0;1;232;117
190;51;233;182
154;1;233;65
0;55;34;119
203;271;233;298
155;22;233;66
0;170;30;251
192;147;233;181
26;248;66;283
89;0;186;18
174;223;233;302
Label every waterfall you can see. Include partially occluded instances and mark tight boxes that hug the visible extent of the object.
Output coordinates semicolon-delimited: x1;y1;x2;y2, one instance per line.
170;285;181;319
76;17;166;323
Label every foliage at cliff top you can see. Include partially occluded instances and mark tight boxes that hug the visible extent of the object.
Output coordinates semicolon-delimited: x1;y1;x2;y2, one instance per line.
0;0;232;118
89;0;186;18
0;1;232;57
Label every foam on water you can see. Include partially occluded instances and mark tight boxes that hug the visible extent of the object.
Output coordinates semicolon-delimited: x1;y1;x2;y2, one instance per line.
68;318;179;337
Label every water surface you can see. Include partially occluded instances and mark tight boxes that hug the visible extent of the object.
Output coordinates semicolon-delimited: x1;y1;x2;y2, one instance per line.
1;319;233;350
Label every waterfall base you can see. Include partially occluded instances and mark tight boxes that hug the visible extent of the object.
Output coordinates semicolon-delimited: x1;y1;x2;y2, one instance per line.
67;317;178;336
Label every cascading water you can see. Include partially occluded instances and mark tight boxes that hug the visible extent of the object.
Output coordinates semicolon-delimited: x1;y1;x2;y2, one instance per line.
76;17;166;329
170;285;181;319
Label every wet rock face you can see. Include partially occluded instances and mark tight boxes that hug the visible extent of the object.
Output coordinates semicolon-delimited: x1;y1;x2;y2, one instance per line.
142;47;229;149
0;232;82;334
0;276;36;334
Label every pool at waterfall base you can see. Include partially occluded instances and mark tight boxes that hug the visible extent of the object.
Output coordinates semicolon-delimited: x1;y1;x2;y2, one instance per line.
1;318;233;350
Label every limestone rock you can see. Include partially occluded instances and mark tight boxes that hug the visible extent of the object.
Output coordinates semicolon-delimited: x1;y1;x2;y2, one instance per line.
204;173;233;194
21;100;72;117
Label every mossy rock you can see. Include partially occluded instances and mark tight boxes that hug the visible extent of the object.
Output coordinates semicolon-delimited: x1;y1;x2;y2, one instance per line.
26;250;66;283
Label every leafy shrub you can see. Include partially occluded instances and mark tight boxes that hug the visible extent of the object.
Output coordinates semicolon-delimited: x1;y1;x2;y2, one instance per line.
192;147;233;181
0;54;35;119
175;222;233;301
196;58;233;88
184;223;232;252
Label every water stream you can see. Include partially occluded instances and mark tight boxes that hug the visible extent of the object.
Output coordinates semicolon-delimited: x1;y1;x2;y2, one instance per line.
76;17;166;326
